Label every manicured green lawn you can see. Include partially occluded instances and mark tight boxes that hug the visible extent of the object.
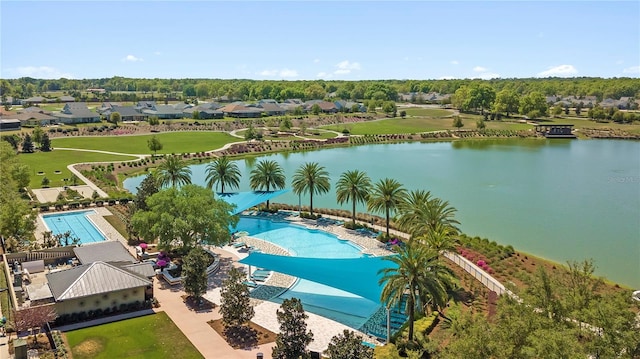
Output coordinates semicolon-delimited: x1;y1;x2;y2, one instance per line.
66;312;203;359
401;107;454;117
18;150;137;188
321;117;453;135
51;132;238;155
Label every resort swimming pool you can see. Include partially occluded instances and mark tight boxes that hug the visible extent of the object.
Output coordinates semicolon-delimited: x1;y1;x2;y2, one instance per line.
42;210;106;245
234;217;382;330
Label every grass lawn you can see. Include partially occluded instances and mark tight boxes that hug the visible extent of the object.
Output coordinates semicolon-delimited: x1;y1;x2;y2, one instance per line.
51;132;238;155
66;312;202;359
401;107;454;117
321;117;454;135
18;151;138;188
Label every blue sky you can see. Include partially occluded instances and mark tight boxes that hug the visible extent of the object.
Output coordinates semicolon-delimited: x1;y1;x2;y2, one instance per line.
1;1;639;80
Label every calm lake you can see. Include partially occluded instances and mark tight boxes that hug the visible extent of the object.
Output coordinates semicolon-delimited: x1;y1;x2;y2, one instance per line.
123;139;640;288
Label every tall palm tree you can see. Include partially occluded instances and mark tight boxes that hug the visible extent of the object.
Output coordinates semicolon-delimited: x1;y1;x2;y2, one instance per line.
419;223;459;257
367;178;407;238
396;190;460;239
205;156;241;194
291;162;330;216
249;159;286;210
379;244;455;341
335;170;371;225
156;155;192;188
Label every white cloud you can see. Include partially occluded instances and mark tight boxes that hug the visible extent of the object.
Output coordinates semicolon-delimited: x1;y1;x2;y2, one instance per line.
537;64;578;77
259;69;299;78
14;66;74;79
615;60;624;65
622;66;640;74
473;66;488;72
278;69;298;78
450;60;459;65
334;60;361;75
313;59;320;63
154;51;162;56
123;54;143;62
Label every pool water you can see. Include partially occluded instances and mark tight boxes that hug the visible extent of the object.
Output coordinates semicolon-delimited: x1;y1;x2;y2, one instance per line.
234;217;381;329
42;210;106;244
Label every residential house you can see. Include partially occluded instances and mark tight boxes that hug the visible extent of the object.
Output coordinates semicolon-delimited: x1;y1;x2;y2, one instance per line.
219;103;263;118
136;101;184;119
21;96;47;106
53;102;100;124
258;102;285;116
599;98;618;108
58;95;75;102
15;112;58;126
283;99;304;105
305;100;338;113
334;100;366;113
103;105;148;122
97;102;122;115
183;102;224;119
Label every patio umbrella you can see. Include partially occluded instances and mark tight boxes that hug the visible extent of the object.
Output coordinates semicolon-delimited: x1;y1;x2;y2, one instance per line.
139;243;148;249
156;259;168;268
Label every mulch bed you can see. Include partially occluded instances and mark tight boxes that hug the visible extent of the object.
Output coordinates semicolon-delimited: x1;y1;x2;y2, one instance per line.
208;319;275;349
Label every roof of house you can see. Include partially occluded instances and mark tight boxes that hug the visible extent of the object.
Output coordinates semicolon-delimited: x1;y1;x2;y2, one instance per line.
46;261;151;301
111;105;144;117
120;262;156;278
143;105;184;116
14;112;58;122
59;96;75;102
24;96;46;103
219;103;263;114
259;103;284;112
18;107;51;114
0;119;21;124
73;241;137;265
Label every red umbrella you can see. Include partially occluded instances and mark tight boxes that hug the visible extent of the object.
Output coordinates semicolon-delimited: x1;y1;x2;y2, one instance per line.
139;243;148;249
156;259;168;268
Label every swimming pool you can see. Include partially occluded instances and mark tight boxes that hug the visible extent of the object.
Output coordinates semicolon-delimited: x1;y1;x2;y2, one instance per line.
234;217;381;329
42;210;106;245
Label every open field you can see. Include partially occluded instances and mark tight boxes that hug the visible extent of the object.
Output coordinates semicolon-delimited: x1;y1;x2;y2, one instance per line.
66;312;203;359
51;132;238;155
17;151;137;188
401;107;454;117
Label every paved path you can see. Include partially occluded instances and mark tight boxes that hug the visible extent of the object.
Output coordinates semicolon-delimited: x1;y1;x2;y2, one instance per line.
152;249;275;359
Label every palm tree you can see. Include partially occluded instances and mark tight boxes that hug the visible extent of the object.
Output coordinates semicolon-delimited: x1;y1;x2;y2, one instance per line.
396;190;460;239
367;178;407;238
291;162;330;216
335;170;371;225
419;223;459;257
378;244;455;342
205;156;241;194
156;155;192;188
249;159;286;210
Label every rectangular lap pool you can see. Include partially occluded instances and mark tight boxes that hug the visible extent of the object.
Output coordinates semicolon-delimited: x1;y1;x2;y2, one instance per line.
42;210;106;245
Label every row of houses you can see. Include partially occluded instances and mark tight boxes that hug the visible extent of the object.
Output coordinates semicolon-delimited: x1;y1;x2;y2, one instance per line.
546;95;639;109
98;99;367;121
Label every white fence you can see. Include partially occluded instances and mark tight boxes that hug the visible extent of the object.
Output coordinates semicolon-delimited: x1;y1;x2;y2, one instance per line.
444;251;507;296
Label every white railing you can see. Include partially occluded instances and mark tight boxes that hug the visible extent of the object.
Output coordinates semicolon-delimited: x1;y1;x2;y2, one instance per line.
443;251;507;296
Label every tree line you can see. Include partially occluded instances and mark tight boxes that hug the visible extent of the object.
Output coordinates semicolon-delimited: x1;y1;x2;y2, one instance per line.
2;77;639;103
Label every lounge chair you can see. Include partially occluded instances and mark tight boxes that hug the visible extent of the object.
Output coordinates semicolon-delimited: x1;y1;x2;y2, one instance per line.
242;281;258;288
253;270;271;276
232;242;246;248
251;275;268;282
251;272;270;279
